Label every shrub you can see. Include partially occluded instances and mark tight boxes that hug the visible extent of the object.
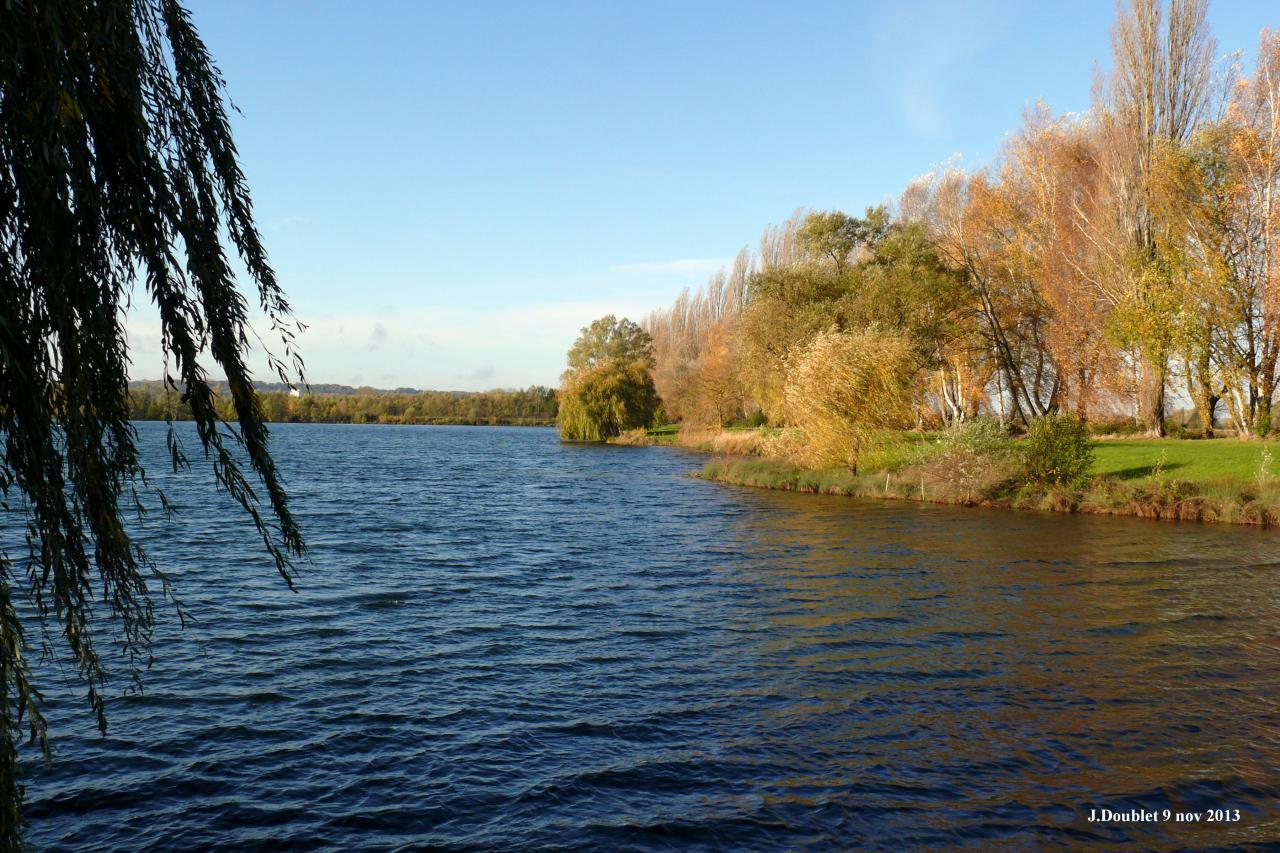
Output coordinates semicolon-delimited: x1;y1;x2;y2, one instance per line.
950;418;1011;457
611;428;651;445
1023;414;1094;485
924;418;1015;501
1087;416;1143;437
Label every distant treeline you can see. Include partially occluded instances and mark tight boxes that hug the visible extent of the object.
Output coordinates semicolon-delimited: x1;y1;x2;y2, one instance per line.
126;381;558;425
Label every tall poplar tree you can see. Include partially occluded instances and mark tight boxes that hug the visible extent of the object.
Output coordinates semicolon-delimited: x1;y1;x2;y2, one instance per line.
1092;0;1217;435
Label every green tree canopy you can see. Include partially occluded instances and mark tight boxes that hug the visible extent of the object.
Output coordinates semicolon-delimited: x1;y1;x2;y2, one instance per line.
559;316;660;441
564;315;654;374
0;1;303;842
558;359;661;441
837;221;969;370
796;206;891;272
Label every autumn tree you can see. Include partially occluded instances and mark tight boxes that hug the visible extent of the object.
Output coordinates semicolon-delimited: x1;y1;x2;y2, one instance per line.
1218;29;1280;434
1004;108;1118;421
1084;0;1217;435
757;208;806;273
644;250;750;426
692;318;745;426
904;165;1059;425
1151;122;1234;435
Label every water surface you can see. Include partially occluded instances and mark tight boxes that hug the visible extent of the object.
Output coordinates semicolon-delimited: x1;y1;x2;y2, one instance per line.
20;423;1280;850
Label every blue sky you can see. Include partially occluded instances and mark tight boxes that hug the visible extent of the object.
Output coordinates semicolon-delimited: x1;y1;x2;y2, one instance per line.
127;0;1278;389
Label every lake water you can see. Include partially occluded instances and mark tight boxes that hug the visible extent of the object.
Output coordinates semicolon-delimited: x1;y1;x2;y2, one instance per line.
19;423;1280;850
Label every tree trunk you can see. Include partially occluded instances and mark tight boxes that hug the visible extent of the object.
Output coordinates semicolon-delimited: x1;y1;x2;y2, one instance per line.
1140;355;1168;437
1256;351;1277;437
1191;388;1217;439
1255;396;1273;438
1228;384;1254;437
1074;366;1091;422
1184;358;1217;439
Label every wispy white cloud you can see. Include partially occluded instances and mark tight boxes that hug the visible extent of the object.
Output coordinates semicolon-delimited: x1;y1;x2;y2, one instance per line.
457;365;496;382
123;299;655;390
611;258;729;275
871;0;1011;138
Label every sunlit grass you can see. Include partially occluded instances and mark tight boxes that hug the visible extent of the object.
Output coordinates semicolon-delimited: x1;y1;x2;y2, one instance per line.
1089;438;1272;484
859;431;946;472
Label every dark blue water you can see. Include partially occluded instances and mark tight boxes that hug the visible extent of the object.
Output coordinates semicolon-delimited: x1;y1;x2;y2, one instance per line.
17;423;1280;850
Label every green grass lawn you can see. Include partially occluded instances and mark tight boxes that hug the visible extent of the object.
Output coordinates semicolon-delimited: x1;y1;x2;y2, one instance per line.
658;424;1278;487
1090;438;1273;484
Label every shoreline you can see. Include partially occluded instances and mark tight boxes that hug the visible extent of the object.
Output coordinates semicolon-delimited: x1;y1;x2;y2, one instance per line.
694;455;1280;530
613;426;1280;530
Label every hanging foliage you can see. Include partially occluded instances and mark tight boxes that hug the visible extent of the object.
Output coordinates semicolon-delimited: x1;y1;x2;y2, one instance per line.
0;1;305;842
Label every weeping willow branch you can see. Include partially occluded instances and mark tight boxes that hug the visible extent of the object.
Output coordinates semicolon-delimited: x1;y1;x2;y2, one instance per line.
0;1;305;845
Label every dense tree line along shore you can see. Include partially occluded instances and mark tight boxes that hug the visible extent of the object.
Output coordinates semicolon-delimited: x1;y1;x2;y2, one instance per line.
554;2;1280;527
126;381;558;426
638;5;1279;443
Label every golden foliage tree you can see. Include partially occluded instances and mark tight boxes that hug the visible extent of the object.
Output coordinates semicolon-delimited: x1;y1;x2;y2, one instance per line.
644;250;750;426
1005;108;1119;420
1222;28;1280;433
1085;0;1217;434
782;328;918;472
904;164;1059;424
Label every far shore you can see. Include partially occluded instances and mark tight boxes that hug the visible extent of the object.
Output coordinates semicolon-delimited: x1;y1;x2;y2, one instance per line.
132;417;556;427
126;381;558;427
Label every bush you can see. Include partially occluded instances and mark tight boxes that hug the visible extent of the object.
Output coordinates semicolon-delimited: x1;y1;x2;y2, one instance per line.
1023;414;1094;485
950;418;1011;457
1087;416;1143;436
924;419;1015;501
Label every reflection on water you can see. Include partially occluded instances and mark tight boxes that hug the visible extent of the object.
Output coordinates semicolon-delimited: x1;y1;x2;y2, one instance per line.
725;493;1280;848
16;424;1280;850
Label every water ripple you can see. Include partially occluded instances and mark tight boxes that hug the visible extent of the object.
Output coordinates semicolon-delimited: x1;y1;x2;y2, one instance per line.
15;423;1280;850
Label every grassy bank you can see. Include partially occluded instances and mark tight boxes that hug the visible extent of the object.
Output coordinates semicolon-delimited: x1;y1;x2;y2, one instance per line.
613;424;779;452
690;431;1280;529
